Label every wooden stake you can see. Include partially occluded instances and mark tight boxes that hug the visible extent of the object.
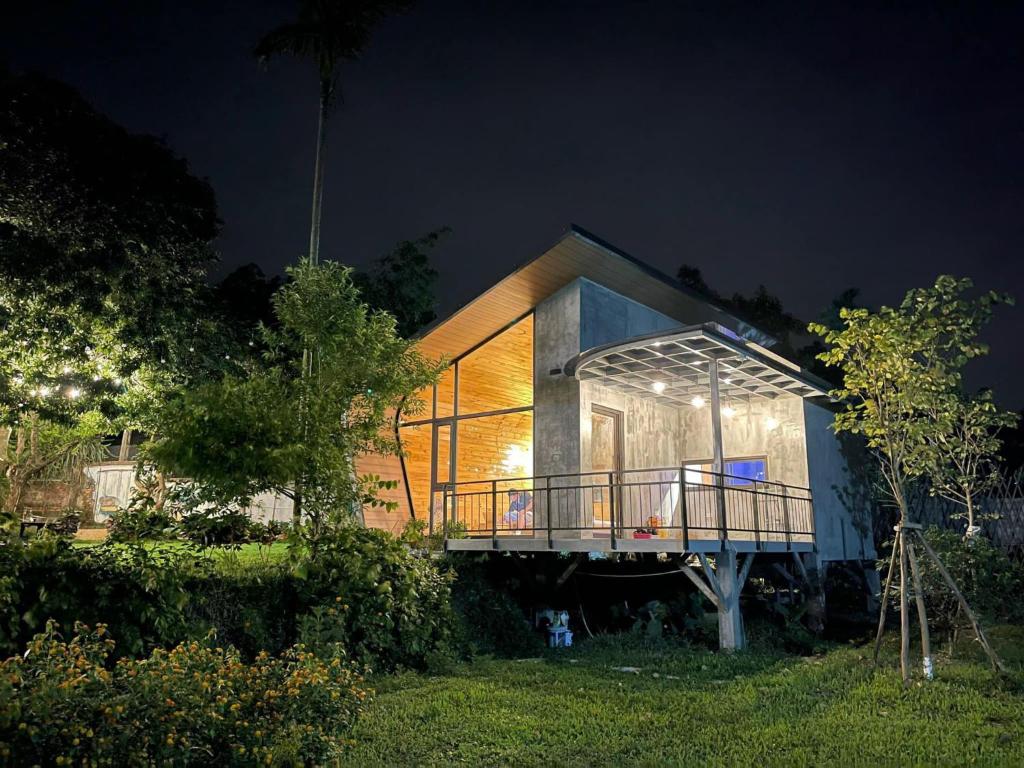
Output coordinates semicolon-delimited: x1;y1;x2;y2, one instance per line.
914;530;1007;674
905;538;933;680
873;531;900;665
899;529;911;686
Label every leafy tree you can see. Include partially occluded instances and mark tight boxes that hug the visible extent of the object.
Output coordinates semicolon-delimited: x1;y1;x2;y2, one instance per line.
148;260;441;541
676;264;719;298
0;68;241;434
255;0;413;266
354;228;446;336
214;263;284;336
675;264;801;348
810;276;1011;525
921;390;1017;533
811;276;1013;681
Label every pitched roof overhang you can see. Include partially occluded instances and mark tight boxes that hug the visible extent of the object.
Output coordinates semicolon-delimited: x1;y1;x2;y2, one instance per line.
414;225;774;362
563;323;832;405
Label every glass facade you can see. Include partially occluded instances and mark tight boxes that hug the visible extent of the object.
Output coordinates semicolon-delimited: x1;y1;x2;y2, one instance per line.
398;314;534;521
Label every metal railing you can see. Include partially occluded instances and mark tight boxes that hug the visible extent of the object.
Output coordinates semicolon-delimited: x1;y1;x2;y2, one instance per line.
437;466;814;550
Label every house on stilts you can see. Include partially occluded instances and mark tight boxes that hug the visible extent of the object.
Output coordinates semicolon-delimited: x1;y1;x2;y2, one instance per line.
359;225;876;650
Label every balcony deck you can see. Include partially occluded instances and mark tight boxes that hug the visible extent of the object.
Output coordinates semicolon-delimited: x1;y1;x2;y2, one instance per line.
438;467;815;554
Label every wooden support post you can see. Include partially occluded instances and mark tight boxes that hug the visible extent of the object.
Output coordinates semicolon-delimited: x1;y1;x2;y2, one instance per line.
555;554;584;590
715;548;745;651
873;531;900;664
677;563;720;609
905;537;934;681
899;529;911;686
738;553;755;591
914;530;1007;674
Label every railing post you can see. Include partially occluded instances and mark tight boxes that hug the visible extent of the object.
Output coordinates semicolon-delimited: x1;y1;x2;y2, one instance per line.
781;486;792;551
441;487;449;551
546;477;553;548
716;472;728;542
679;466;689;550
752;483;761;548
491;480;498;549
608;472;617;550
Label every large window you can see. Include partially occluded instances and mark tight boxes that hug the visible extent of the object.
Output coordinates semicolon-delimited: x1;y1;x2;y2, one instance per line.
685;457;768;487
398;315;534;520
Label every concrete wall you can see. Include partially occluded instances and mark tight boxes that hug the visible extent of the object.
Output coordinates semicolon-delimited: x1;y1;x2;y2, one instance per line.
533;281;583;479
579;278;680;350
803;401;876;561
678;396;810;489
581;381;682;472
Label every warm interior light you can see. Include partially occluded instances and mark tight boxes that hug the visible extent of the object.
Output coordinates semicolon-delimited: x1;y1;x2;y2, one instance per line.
502;444;533;476
691;396;706;408
765;416;779;430
652;381;666;394
722;406;736;418
67;387;81;399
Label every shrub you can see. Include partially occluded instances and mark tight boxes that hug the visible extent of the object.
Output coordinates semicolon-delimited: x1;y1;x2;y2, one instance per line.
294;526;455;671
446;554;543;658
107;494;176;542
178;506;261;548
3;537;202;658
0;621;369;766
889;527;1024;642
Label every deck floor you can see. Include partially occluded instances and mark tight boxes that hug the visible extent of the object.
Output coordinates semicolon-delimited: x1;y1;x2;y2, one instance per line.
446;534;813;554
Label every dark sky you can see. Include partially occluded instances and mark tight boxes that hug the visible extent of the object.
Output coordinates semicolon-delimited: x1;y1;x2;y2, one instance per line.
4;1;1023;405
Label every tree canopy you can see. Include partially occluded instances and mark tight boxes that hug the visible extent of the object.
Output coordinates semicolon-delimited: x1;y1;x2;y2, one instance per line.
148;260;441;536
0;68;242;431
810;275;1014;522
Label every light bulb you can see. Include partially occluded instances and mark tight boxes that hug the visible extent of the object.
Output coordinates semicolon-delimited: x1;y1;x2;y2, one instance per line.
765;416;780;430
652;381;666;394
691;396;706;408
722;406;736;418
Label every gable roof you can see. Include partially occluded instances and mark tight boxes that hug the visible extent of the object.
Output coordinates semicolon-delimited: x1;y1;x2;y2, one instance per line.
416;224;767;361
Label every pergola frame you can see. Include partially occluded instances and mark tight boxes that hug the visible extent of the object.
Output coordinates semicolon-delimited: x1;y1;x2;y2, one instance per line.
563;323;830;406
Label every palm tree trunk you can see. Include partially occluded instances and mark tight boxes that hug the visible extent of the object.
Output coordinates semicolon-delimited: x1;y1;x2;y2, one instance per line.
308;90;329;266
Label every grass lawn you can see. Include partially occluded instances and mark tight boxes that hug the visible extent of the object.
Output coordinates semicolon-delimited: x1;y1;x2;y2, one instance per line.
71;537;290;564
344;627;1024;767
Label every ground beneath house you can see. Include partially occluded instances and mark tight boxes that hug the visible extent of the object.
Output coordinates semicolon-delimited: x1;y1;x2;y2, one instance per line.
343;626;1024;767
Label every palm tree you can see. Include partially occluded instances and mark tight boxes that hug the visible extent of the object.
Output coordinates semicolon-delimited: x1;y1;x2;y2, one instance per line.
256;0;412;528
255;0;412;265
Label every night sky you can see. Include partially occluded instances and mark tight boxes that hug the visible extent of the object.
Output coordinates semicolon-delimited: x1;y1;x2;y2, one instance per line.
3;1;1022;404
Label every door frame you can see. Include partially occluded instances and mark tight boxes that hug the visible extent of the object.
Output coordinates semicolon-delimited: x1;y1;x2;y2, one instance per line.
590;405;624;532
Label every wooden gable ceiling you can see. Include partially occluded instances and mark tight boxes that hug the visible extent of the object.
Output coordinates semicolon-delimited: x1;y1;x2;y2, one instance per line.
416;225;753;362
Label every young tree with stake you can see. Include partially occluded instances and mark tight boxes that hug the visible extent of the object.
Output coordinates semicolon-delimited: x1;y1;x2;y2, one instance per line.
810;275;1012;683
